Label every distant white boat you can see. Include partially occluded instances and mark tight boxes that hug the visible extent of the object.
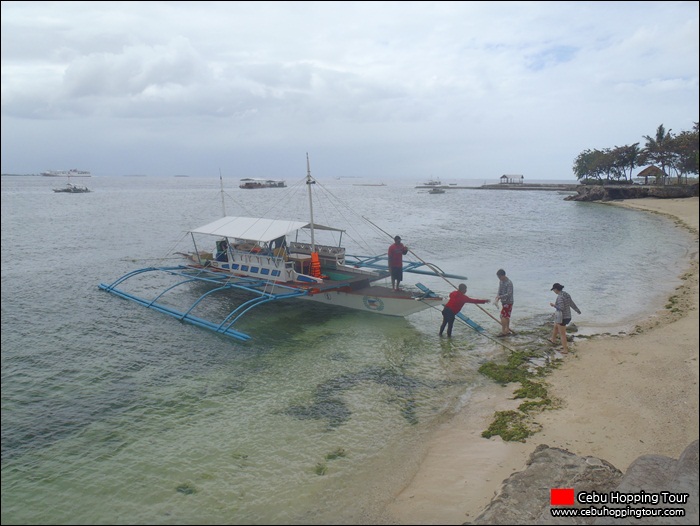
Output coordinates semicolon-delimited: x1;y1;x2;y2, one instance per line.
42;168;91;177
423;177;442;186
239;178;286;189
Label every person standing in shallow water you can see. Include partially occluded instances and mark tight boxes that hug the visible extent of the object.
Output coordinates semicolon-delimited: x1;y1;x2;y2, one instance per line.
549;282;581;354
439;284;489;337
388;235;408;290
494;269;514;336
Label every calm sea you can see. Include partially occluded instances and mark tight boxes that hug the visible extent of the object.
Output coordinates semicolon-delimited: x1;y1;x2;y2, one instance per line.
1;175;692;524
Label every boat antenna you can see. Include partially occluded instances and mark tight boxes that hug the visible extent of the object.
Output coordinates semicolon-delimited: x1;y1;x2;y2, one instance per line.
306;153;316;250
219;168;226;217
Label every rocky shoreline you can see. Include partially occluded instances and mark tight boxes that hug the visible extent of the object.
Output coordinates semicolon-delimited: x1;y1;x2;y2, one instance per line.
418;183;699;200
565;183;698;202
478;183;579;192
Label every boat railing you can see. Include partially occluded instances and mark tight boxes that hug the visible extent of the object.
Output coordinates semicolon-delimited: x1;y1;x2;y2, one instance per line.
288;241;345;266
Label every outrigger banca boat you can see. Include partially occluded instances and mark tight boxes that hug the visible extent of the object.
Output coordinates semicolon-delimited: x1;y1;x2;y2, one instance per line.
53;182;91;193
99;157;465;342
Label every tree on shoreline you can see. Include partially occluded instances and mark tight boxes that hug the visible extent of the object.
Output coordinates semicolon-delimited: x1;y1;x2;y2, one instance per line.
573;122;699;184
641;124;674;182
671;123;700;184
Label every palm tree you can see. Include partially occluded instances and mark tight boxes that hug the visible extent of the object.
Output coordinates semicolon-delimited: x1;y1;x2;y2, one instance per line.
642;125;674;183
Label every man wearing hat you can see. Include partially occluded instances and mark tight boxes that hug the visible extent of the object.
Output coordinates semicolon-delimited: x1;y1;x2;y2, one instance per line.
388;235;408;291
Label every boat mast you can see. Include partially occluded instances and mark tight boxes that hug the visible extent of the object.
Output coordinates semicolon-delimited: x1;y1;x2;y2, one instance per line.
219;168;226;216
306;153;316;251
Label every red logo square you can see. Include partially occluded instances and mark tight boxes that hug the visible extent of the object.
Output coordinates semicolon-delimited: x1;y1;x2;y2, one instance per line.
550;488;575;506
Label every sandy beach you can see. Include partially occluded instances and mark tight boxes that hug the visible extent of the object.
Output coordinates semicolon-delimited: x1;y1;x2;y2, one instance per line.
382;196;699;525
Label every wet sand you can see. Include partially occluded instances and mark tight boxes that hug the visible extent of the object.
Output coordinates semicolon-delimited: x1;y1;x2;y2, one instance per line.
381;196;699;525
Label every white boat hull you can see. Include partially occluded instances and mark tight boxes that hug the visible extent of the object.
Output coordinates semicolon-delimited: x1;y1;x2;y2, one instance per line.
299;287;441;316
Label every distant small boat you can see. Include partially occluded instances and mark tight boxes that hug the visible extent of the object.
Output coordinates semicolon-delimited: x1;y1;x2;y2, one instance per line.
423;178;442;186
352;182;386;187
239;178;287;189
53;182;90;193
42;168;91;177
428;187;445;194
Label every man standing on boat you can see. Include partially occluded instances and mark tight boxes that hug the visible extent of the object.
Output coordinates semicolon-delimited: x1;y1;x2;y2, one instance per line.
388;236;408;291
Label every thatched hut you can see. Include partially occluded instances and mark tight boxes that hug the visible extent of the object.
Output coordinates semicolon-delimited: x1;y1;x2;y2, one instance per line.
635;166;666;185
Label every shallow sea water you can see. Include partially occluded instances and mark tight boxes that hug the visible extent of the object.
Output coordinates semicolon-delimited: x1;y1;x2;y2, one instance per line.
1;175;693;524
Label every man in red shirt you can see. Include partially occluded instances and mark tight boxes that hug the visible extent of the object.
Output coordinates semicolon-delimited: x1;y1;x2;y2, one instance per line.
388;235;408;290
440;284;489;337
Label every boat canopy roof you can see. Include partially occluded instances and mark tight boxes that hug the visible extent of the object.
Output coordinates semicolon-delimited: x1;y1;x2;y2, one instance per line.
189;216;343;243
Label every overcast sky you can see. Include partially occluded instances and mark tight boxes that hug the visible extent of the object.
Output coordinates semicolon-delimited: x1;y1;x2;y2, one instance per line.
1;1;698;181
